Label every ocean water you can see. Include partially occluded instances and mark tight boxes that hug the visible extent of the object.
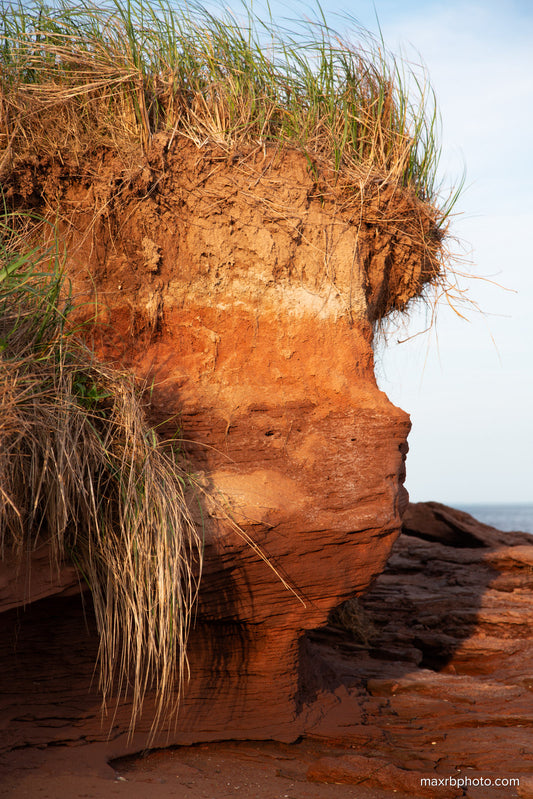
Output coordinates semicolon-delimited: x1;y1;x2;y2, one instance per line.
456;503;533;536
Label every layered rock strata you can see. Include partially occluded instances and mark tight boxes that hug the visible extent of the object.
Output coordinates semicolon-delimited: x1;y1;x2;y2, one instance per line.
3;504;533;799
301;502;533;798
1;137;431;748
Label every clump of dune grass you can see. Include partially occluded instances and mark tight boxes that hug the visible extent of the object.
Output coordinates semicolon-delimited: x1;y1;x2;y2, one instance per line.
328;596;376;646
0;0;452;211
0;210;203;741
0;0;466;323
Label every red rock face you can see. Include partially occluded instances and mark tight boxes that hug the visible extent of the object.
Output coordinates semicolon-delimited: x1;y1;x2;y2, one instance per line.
3;503;533;796
63;137;412;603
1;138;415;749
298;503;533;796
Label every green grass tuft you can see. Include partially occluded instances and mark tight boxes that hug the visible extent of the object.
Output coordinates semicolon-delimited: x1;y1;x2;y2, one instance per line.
0;0;450;210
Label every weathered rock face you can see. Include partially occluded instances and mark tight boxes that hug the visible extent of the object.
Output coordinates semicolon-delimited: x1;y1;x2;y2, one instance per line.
62;137;413;592
3;503;533;799
300;502;533;797
1;137;421;750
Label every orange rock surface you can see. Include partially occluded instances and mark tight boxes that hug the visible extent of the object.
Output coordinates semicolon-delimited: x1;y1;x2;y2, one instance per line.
1;137;429;750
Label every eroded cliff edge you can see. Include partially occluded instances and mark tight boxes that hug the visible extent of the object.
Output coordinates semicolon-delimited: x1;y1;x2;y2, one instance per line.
1;133;445;750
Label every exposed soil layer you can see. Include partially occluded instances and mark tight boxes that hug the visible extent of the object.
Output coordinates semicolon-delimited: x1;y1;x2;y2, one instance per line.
7;136;441;321
2;503;533;799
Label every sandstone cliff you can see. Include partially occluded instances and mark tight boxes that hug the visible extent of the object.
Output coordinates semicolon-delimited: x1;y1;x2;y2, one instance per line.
3;503;533;799
1;136;425;748
0;1;451;753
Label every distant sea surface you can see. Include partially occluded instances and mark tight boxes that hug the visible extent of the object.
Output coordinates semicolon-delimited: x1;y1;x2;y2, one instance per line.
456;503;533;535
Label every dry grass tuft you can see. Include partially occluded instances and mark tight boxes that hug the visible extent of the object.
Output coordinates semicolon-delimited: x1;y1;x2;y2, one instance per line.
328;596;376;646
0;210;202;742
0;0;466;322
0;1;452;204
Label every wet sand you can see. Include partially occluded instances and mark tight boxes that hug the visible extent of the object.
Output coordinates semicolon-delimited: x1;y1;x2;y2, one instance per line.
1;739;396;799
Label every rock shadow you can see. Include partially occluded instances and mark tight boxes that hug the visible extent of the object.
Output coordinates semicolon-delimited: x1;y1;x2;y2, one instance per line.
297;501;532;706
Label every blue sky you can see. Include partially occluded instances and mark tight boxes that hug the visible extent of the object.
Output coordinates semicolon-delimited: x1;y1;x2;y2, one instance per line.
216;0;533;504
366;0;533;504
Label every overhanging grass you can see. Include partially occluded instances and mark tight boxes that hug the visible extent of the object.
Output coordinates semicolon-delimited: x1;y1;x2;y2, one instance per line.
0;0;448;211
0;209;203;741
